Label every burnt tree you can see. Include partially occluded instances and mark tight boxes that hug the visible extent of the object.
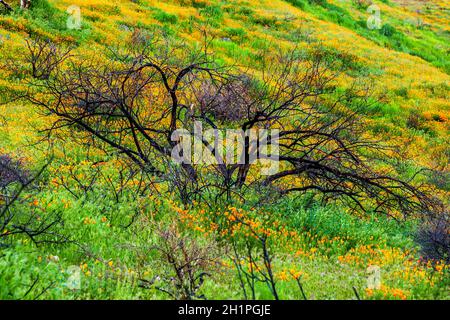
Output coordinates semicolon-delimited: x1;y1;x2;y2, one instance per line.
10;35;443;220
0;0;31;10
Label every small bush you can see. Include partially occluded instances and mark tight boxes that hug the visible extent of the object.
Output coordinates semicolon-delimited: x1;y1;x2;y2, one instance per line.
251;16;279;27
191;0;208;9
199;5;223;20
428;170;450;191
153;11;178;24
141;222;219;300
308;0;328;6
406;110;425;130
27;0;67;31
286;0;307;10
417;214;450;263
0;155;29;189
353;0;372;10
394;87;409;98
380;24;396;37
238;7;254;16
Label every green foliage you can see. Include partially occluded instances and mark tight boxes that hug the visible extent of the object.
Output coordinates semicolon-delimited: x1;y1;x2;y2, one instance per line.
153;10;178;24
394;87;409;98
276;196;416;251
224;27;246;42
290;0;450;73
308;0;328;6
0;0;448;301
250;15;281;29
199;5;223;20
0;244;66;300
25;0;68;32
285;0;307;10
379;23;396;37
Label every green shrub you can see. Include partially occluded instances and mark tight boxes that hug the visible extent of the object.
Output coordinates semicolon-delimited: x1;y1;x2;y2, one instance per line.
25;0;67;32
199;5;223;20
191;0;208;9
406;110;425;130
308;0;328;6
238;7;254;16
352;0;372;10
394;87;409;98
379;24;396;37
251;16;279;27
286;0;307;10
224;27;246;42
153;11;178;24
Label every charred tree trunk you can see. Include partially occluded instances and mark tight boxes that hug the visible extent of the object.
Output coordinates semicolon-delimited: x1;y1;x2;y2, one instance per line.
21;0;31;9
0;0;31;10
0;0;12;11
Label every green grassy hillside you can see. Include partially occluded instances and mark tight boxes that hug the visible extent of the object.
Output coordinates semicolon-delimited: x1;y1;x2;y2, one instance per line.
0;0;448;300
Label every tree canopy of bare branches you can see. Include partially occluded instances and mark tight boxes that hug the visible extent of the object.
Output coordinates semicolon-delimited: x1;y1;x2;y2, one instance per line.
10;34;444;220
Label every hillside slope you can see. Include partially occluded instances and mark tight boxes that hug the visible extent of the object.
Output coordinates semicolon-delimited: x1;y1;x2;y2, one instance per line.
0;0;448;300
1;0;448;176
